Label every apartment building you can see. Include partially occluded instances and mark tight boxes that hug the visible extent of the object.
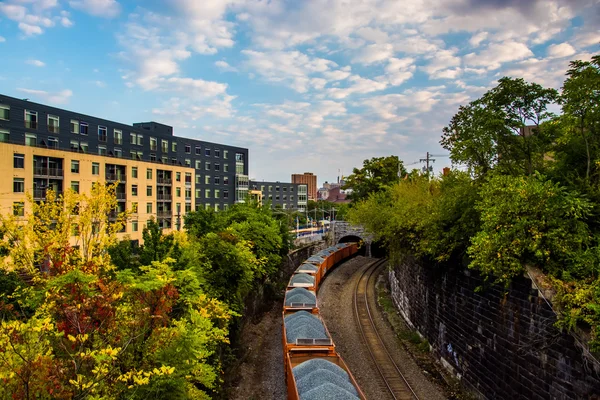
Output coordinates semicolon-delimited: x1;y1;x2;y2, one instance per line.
250;181;308;211
291;172;317;201
0;94;250;242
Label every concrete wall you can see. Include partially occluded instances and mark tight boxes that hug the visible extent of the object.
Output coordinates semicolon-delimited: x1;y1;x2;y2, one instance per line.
389;258;600;399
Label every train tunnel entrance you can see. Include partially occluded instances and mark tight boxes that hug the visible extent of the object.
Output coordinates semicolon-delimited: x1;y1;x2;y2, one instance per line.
338;235;367;256
370;240;386;258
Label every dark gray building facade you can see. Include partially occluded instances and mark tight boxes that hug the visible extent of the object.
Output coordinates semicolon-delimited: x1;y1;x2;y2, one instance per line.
250;180;308;211
0;94;249;211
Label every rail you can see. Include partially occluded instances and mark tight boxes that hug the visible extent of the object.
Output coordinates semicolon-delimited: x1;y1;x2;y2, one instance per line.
353;258;420;400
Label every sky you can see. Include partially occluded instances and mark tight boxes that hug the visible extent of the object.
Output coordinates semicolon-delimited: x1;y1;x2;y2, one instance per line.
0;0;598;186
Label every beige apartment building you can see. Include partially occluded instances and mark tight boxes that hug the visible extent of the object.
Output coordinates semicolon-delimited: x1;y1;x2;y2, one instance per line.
0;142;195;244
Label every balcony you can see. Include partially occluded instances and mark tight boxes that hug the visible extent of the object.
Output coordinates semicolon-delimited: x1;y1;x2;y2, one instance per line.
34;189;63;200
157;194;172;201
34;167;64;178
156;211;172;219
25;121;38;129
157;177;172;185
105;173;126;182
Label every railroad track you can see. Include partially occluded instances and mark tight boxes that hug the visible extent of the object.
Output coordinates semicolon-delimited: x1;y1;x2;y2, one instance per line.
353;258;420;400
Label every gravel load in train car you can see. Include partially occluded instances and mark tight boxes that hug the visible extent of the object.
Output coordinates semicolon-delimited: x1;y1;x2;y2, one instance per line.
335;243;348;249
285;288;316;306
290;273;315;285
296;263;319;273
307;256;325;263
284;311;328;343
292;358;360;399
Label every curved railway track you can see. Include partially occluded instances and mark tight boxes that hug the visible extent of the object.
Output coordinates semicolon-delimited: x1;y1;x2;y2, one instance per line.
353;258;420;400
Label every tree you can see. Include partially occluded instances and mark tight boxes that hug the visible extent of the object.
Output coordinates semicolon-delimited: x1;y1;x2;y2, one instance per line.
139;218;176;265
560;55;600;184
0;185;233;398
442;77;558;177
342;156;406;202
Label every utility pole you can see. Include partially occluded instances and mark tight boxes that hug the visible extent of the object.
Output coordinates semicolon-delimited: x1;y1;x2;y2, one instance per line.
420;152;435;177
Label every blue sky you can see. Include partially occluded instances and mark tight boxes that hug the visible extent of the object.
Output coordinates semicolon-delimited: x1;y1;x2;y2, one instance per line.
0;0;598;186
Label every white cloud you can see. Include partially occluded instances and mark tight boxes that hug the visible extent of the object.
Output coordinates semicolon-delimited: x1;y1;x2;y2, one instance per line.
94;80;106;87
547;42;576;58
469;31;488;47
0;0;72;36
215;60;238;72
69;0;120;18
384;57;415;86
0;36;5;43
422;49;461;79
352;43;394;65
572;30;600;48
17;88;72;104
26;59;46;67
465;41;533;70
326;75;388;99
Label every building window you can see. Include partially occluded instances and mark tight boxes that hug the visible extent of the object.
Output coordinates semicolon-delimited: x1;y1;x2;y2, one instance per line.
132;185;138;196
80;142;89;153
176;172;181;182
195;160;201;169
171;142;177;152
147;169;152;179
47;115;59;133
130;133;142;146
214;163;220;171
0;104;9;120
205;189;211;198
185;159;191;167
0;128;9;143
224;164;229;172
71;160;79;173
13;178;24;193
114;148;122;158
132;220;138;232
268;186;272;191
185;173;191;184
185;203;191;213
98;145;107;156
146;203;152;214
283;187;287;192
48;137;59;149
131;202;138;213
14;153;26;168
146;186;152;196
205;203;211;210
70;119;79;134
171;158;177;165
114;129;122;144
205;148;211;156
71;181;80;193
224;176;229;185
214;176;220;185
13;202;24;217
92;162;99;175
98;126;107;142
150;137;157;151
150;153;156;162
185;188;191;199
195;189;200;198
24;110;37;129
185;144;191;154
223;189;229;199
195;146;201;155
177;187;182;197
214;149;220;158
132;167;138;178
196;175;201;184
215;189;220;198
80;122;88;135
205;175;210;185
205;162;210;170
161;140;168;153
161;156;168;164
223;150;228;159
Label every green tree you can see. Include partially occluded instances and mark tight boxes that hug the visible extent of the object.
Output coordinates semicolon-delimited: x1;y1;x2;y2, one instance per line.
342;156;406;202
139;218;176;265
560;55;600;185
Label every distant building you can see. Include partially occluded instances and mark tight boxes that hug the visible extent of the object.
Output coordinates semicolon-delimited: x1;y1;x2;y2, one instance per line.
292;172;317;201
249;181;308;211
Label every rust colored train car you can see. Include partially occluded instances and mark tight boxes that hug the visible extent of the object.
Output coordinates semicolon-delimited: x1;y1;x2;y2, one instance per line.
285;353;366;400
282;243;363;399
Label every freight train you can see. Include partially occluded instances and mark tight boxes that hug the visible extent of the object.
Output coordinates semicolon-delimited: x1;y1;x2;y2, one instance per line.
283;242;366;400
